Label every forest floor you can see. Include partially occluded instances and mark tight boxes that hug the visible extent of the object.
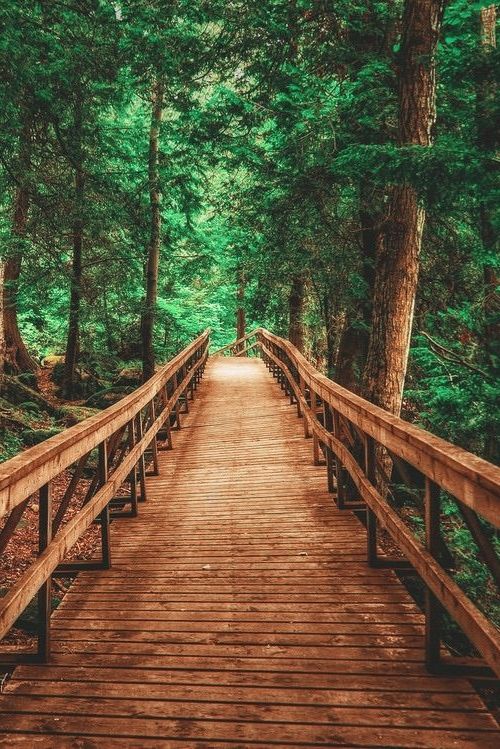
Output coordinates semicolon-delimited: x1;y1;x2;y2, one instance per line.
0;364;102;654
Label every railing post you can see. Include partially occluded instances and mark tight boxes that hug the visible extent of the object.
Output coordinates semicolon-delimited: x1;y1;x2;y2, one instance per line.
333;410;346;509
98;441;112;569
135;413;148;502
128;418;138;516
158;385;173;451
425;477;441;671
364;435;377;566
323;403;335;494
149;399;160;475
311;390;321;465
37;482;52;662
301;381;311;438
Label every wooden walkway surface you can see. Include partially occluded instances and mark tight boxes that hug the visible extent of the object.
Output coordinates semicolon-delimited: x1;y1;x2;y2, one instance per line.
0;357;498;747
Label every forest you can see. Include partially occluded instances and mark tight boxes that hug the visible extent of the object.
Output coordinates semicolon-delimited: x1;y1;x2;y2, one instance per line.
0;0;498;468
0;7;498;471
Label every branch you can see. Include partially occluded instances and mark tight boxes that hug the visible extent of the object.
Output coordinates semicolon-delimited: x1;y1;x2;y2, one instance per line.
420;331;491;380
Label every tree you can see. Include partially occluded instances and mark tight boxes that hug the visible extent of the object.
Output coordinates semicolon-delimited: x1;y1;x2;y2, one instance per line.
141;79;164;381
364;0;446;415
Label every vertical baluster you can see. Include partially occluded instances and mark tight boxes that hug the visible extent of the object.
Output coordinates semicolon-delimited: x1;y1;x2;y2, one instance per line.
300;377;311;438
136;412;148;502
364;435;377;566
323;403;335;493
311;390;320;465
297;374;304;418
425;477;441;671
333;410;346;510
173;372;181;429
98;441;112;569
164;385;174;450
149;399;159;475
38;482;52;662
128;418;138;516
182;364;189;413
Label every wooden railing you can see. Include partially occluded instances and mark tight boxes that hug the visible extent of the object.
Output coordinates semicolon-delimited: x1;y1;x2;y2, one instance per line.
0;330;210;662
212;332;260;357
216;328;500;678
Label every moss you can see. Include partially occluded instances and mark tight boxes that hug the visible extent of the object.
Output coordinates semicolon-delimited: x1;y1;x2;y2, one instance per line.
57;404;100;425
17;372;38;390
0;375;58;416
85;386;134;409
18;400;42;414
0;429;24;462
21;427;62;446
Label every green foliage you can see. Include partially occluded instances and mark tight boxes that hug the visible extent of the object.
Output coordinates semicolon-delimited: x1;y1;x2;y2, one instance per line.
20;427;62;447
0;429;23;462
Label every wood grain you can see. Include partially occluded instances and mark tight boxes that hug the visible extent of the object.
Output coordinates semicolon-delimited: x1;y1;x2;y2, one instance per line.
0;357;498;746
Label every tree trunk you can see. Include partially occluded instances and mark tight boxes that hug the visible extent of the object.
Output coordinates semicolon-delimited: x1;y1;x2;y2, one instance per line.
0;262;5;375
477;6;499;347
63;92;85;399
323;293;337;378
141;78;164;381
288;274;306;352
364;0;445;415
336;201;377;392
2;111;37;374
236;270;246;354
478;5;499;463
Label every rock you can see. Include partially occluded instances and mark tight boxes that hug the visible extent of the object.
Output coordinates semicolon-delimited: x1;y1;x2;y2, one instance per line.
42;354;65;367
115;367;142;387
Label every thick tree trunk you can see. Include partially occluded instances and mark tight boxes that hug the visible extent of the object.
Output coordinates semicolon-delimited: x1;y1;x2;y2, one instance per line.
141;78;164;381
288;274;306;352
477;6;499;347
0;262;5;375
63;93;85;399
2;111;37;374
364;0;445;415
336;202;376;392
323;293;337;378
478;5;499;463
3;248;37;374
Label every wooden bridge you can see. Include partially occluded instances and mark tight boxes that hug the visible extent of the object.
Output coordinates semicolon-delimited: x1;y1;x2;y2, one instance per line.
0;330;499;746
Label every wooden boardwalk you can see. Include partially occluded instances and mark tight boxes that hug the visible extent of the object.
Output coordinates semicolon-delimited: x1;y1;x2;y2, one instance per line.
0;357;498;747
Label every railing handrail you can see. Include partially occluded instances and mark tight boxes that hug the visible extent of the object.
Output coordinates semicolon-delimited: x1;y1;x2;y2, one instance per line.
254;327;500;676
0;330;210;519
255;328;500;524
0;331;210;647
211;331;256;356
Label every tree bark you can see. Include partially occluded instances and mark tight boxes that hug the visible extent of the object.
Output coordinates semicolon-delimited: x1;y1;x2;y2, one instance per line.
478;5;499;463
141;78;164;381
336;201;376;392
364;0;445;415
2;110;38;374
288;274;306;352
63;92;85;399
323;293;337;378
477;6;499;347
0;262;5;375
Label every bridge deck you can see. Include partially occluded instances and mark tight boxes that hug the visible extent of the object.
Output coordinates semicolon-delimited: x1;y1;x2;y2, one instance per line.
0;358;498;747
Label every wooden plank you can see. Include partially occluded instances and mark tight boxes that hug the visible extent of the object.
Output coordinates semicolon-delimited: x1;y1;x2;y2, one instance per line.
1;357;498;747
260;342;500;675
